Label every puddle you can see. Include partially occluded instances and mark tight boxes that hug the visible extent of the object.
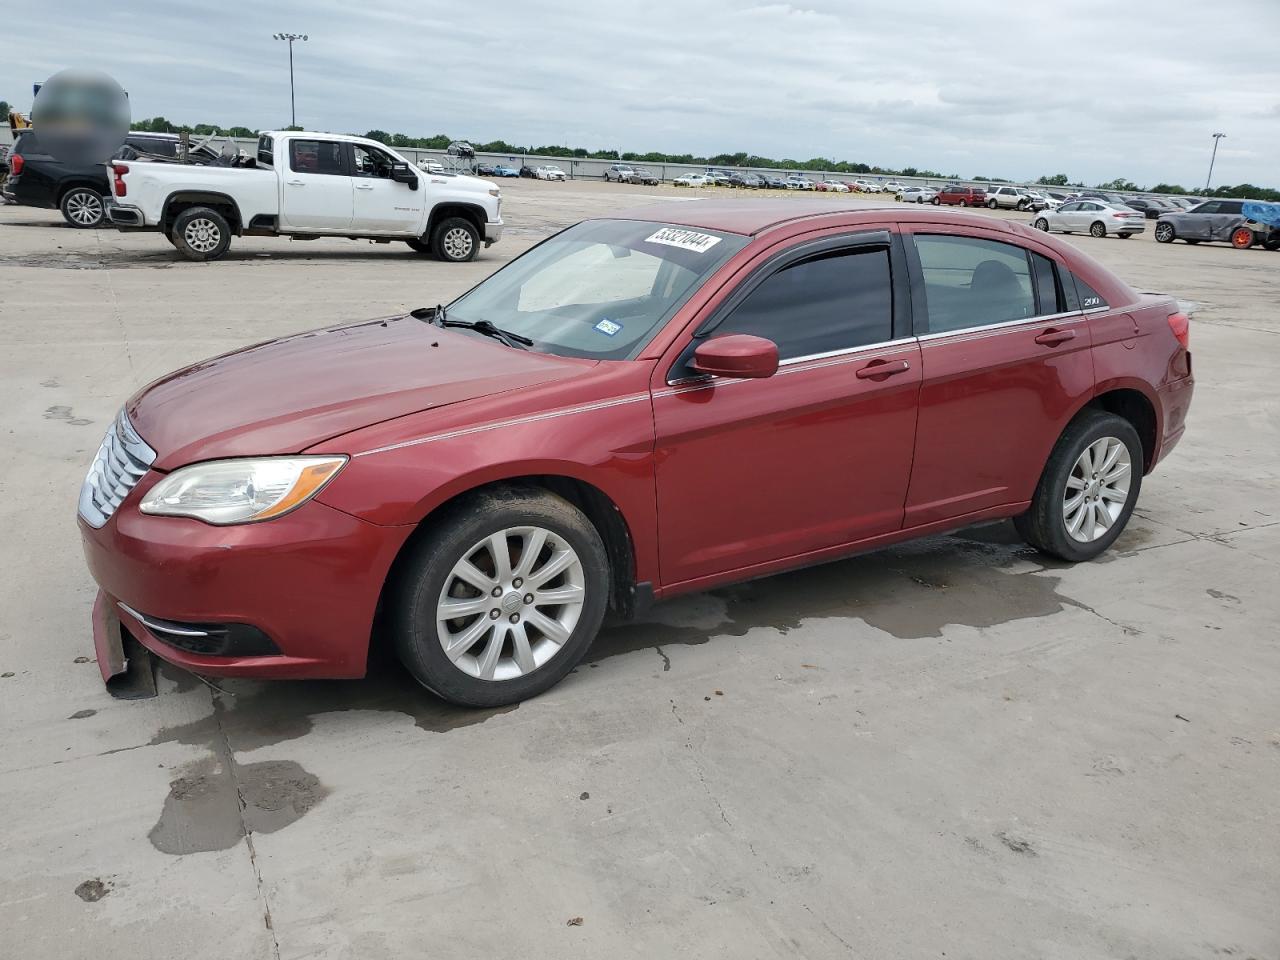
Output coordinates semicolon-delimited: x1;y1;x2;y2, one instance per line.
149;756;328;855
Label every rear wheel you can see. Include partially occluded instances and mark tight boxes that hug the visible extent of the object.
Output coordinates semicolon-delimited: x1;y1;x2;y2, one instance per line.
1033;218;1050;232
1231;227;1254;249
959;199;968;207
1154;222;1176;243
1117;232;1133;239
60;188;105;228
170;206;231;261
391;488;610;707
1014;410;1142;562
987;199;998;209
1089;221;1107;239
431;216;480;263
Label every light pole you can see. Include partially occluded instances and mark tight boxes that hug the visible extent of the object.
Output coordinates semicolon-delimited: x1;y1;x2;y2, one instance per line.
273;33;308;128
1205;132;1225;192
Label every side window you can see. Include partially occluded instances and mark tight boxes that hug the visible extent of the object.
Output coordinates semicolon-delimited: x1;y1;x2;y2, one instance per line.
1220;201;1243;214
1030;253;1061;314
257;134;274;167
912;234;1035;333
712;246;893;361
352;143;395;178
289;139;345;175
1194;201;1220;214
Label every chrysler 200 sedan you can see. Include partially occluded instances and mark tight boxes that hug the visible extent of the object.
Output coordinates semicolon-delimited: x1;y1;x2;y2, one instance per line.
79;201;1195;706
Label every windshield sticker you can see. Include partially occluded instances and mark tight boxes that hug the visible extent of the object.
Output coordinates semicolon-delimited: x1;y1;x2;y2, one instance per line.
645;227;722;253
594;318;623;337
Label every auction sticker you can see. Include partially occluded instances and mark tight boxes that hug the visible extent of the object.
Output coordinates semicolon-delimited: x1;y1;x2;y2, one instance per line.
645;227;722;253
594;318;623;336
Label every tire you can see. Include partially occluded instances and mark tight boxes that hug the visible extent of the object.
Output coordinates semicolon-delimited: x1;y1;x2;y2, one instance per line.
931;196;941;205
405;238;431;255
170;206;231;261
1016;199;1029;211
431;216;480;263
1185;239;1200;244
1231;227;1254;249
1033;218;1050;232
390;488;610;707
1014;410;1143;562
987;199;998;209
60;188;106;228
916;196;924;204
1262;237;1280;251
959;199;968;207
1117;232;1133;239
1154;222;1175;243
1089;221;1107;239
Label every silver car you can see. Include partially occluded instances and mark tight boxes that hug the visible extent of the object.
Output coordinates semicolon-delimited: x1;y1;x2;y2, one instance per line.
1032;199;1146;239
1153;199;1250;246
896;186;937;203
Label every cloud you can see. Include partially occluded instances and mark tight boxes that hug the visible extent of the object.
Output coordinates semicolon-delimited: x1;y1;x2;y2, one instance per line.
5;0;1279;186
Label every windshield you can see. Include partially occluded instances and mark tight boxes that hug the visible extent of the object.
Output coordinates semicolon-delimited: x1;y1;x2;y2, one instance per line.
447;219;749;360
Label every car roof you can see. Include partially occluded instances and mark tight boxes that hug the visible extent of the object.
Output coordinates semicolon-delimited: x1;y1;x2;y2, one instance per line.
605;199;1047;237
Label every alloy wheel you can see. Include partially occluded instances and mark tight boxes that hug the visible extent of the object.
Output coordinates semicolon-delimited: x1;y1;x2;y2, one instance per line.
183;218;222;253
1063;437;1131;543
1034;218;1049;231
443;226;474;259
435;526;586;681
1154;223;1174;243
65;191;103;226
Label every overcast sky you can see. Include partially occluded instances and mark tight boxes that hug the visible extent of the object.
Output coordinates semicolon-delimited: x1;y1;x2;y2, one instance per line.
11;0;1280;186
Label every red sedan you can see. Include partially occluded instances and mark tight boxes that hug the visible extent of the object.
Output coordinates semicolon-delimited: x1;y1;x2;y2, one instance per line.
79;202;1194;706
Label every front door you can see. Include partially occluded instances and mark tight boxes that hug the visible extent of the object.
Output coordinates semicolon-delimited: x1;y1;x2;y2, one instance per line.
279;138;353;231
900;226;1095;526
652;231;922;589
1183;201;1220;240
349;143;425;234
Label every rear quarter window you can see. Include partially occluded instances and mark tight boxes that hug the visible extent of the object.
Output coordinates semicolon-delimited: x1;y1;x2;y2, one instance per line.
257;135;274;166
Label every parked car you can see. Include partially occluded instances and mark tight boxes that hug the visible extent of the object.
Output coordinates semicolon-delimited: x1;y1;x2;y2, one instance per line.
1167;197;1197;210
762;175;789;189
896;186;938;203
630;167;661;186
785;176;815;190
605;164;636;182
728;172;765;188
1153;199;1259;248
2;130;195;227
475;164;498;177
418;159;445;174
933;185;986;207
102;131;504;262
881;181;906;194
1023;191;1059;211
816;180;851;192
535;165;567;181
492;166;520;178
851;179;880;193
703;169;733;186
77;201;1194;707
1032;199;1146;238
673;173;711;188
985;186;1035;211
519;165;536;178
1120;197;1174;219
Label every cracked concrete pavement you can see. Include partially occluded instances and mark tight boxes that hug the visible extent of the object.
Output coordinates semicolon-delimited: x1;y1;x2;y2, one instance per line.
1;180;1278;959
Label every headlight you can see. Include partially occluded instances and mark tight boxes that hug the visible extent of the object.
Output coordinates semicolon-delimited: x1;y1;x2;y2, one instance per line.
139;456;347;525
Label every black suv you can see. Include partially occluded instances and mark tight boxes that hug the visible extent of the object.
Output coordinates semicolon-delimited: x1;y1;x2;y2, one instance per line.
3;131;182;227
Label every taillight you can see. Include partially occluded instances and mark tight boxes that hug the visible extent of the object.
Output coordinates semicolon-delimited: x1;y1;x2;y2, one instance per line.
9;153;23;175
111;163;128;197
1167;312;1189;348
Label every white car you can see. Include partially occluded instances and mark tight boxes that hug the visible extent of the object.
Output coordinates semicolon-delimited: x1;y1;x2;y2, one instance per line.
850;179;879;193
1023;190;1061;211
535;165;567;181
897;186;938;203
818;180;851;193
101;130;504;262
417;158;445;174
1032;199;1147;239
785;176;815;190
881;181;906;194
673;174;712;188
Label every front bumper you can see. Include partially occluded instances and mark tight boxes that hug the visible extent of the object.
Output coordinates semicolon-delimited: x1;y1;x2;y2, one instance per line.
80;488;413;680
483;219;503;245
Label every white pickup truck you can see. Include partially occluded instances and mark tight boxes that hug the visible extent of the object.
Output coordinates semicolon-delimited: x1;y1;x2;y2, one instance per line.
103;131;504;262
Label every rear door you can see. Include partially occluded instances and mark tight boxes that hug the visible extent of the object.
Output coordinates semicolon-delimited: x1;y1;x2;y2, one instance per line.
349;142;424;234
1211;200;1245;241
278;138;354;231
900;225;1095;525
651;229;921;588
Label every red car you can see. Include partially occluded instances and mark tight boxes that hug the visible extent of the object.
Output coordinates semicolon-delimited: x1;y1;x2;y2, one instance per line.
934;185;987;207
80;202;1194;706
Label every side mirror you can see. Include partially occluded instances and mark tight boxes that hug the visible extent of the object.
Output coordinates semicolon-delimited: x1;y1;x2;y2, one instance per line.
691;334;779;379
391;162;418;189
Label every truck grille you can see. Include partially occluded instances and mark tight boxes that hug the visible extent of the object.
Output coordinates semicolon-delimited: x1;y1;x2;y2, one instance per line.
78;410;156;528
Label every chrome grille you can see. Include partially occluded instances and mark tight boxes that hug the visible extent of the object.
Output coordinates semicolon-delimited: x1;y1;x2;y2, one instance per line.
78;410;156;528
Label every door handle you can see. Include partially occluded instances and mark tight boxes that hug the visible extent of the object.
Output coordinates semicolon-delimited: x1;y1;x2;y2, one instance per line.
355;183;374;190
286;179;304;186
855;358;911;379
1034;328;1077;346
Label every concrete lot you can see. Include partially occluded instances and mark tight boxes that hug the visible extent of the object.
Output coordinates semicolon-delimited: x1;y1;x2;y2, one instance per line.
2;179;1278;959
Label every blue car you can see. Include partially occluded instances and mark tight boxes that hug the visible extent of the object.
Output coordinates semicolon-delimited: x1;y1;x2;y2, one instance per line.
493;166;520;177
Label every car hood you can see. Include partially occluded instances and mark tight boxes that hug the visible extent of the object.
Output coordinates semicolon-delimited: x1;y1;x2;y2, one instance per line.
127;316;594;470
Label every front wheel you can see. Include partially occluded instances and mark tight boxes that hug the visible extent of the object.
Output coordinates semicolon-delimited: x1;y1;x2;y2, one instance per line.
1154;222;1176;243
431;216;480;262
170;206;231;261
1014;410;1142;562
1089;221;1107;239
391;488;610;707
60;188;106;228
1033;218;1050;232
931;197;941;205
958;199;968;207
